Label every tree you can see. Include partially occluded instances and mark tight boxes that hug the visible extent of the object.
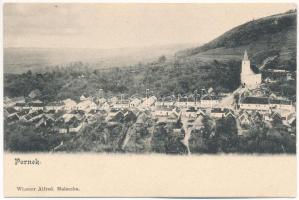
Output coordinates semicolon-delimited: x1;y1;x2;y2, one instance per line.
158;55;166;63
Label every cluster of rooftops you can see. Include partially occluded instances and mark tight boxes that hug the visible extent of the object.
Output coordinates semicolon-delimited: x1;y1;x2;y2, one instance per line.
4;87;296;136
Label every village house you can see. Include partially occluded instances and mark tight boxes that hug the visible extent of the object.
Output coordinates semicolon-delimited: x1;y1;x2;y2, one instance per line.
182;107;198;119
105;109;124;123
135;112;150;128
28;89;41;99
4;107;18;118
196;109;206;117
96;97;107;105
175;95;198;108
250;111;264;122
270;111;284;123
54;117;68;134
45;101;64;112
14;102;28;111
11;97;27;110
193;115;204;130
155;96;175;107
26;110;44;123
100;102;111;111
113;100;130;109
154;106;179;117
285;113;296;127
5;96;26;108
68;118;85;133
269;99;293;111
63;99;77;111
17;109;30;121
176;96;189;108
238;110;254;129
28;100;44;111
129;98;142;107
6;113;19;125
264;77;277;83
35;114;55;129
54;112;85;134
156;111;180;126
62;111;84;123
224;109;236;119
210;108;226;118
209;108;235;119
109;96;118;104
77;99;97;112
80;95;89;101
123;110;138;124
139;96;157;108
266;109;295;125
85;113;98;124
239;96;270;111
3;96;12;108
200;95;219;108
187;96;198;108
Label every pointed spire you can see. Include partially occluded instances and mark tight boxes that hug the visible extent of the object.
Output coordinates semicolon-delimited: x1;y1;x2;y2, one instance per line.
243;50;249;60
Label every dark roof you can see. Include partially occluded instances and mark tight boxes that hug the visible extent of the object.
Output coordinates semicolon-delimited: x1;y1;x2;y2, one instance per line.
163;96;174;102
17;109;30;117
178;97;188;102
45;110;56;114
109;112;124;122
115;100;130;104
123;111;137;122
250;64;260;74
186;107;197;112
7;114;19;122
5;107;18;114
110;108;121;113
28;101;44;106
242;97;269;104
201;95;219;100
69;110;85;115
48;102;63;106
11;96;25;102
269;99;292;105
26;110;44;119
156;106;174;111
15;102;27;106
211;108;224;113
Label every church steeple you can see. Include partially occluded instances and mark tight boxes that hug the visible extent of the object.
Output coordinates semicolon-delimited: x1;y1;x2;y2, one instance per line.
243;50;249;61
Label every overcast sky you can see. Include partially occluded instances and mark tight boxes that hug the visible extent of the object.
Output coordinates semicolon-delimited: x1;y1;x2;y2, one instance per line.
4;3;296;49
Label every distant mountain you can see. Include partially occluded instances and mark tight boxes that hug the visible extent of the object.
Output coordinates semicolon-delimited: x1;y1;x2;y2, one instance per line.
4;43;196;74
176;9;297;71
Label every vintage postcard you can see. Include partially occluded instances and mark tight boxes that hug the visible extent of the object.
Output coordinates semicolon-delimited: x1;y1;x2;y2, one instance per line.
2;2;297;197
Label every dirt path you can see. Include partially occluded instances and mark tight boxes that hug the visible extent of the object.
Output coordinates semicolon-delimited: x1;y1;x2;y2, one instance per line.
181;117;191;155
121;125;135;150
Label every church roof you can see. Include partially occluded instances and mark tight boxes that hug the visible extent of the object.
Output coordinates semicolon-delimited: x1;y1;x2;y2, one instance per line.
250;64;260;74
243;50;249;60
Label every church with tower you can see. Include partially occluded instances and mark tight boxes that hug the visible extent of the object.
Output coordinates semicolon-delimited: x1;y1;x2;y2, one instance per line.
240;50;261;88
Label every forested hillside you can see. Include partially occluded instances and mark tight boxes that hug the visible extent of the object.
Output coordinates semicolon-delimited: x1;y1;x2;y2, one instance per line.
177;9;297;71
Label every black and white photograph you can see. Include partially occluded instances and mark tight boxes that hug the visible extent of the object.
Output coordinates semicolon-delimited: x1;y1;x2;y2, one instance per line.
2;2;298;198
3;3;297;155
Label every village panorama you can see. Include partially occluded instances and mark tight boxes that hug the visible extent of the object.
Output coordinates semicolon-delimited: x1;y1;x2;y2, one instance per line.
4;9;297;154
